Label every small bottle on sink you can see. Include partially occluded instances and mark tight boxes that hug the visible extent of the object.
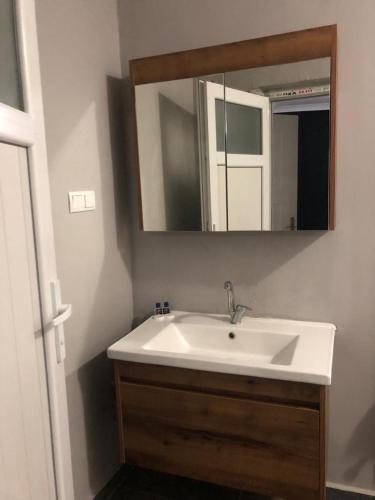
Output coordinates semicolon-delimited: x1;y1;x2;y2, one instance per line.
152;301;173;320
154;302;162;316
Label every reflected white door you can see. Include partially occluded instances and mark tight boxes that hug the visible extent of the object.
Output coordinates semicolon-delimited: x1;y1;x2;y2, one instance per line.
0;143;54;499
204;82;270;230
225;87;271;230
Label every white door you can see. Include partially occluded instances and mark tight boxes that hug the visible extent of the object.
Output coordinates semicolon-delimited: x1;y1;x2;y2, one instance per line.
0;1;74;499
225;87;271;230
0;143;54;500
204;82;271;230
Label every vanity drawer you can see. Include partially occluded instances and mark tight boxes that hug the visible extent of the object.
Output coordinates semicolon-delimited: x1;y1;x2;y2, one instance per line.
115;361;322;407
120;381;320;500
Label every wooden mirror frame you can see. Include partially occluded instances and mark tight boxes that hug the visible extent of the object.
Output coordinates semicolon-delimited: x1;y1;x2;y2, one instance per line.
129;25;337;230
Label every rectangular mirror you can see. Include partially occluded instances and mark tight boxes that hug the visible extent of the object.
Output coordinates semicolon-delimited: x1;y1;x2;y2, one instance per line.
131;26;336;231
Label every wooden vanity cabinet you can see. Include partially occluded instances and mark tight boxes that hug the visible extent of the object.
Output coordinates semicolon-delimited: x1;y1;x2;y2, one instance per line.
114;361;327;500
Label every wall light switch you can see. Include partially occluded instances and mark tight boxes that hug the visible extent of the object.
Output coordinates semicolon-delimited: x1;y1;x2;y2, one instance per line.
71;194;84;211
69;191;96;213
84;191;96;209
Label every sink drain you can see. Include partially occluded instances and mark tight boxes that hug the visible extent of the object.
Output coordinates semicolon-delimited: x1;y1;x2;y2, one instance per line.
228;332;235;339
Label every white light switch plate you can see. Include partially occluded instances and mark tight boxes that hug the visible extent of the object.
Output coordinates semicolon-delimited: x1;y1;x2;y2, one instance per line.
68;191;96;213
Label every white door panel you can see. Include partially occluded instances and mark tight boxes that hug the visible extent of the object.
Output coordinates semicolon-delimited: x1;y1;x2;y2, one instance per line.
0;143;52;500
227;167;262;230
225;154;264;167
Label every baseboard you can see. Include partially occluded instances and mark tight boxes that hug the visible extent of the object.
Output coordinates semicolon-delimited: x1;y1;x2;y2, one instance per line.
327;481;375;497
94;466;126;500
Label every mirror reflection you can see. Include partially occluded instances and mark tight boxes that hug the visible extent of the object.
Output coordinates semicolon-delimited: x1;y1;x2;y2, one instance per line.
134;58;331;231
135;74;224;231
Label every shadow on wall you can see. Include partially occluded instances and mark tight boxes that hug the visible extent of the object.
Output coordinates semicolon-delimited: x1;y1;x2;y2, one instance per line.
80;75;132;493
122;76;140;233
66;76;134;497
66;354;118;497
106;75;133;266
344;402;375;483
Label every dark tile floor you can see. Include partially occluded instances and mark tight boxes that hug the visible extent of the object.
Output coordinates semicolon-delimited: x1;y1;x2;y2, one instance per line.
102;465;373;500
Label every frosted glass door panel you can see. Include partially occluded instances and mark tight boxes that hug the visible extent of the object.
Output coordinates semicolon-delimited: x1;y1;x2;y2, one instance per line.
215;99;225;152
226;102;262;154
215;100;262;154
227;167;262;230
0;0;23;109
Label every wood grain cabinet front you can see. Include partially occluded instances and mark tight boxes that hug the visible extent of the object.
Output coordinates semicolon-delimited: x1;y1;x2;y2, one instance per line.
114;361;327;500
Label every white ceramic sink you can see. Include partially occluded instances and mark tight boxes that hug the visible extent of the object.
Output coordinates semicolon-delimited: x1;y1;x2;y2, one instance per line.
143;323;299;366
107;311;336;385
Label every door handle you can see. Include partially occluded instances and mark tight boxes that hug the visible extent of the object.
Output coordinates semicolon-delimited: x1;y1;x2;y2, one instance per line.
51;280;72;363
52;303;72;327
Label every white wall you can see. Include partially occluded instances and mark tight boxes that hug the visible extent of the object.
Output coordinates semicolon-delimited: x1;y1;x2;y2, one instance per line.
117;0;375;493
35;1;133;498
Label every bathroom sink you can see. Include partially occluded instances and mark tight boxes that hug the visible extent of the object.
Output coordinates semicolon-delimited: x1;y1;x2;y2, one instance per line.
107;311;336;385
143;324;299;366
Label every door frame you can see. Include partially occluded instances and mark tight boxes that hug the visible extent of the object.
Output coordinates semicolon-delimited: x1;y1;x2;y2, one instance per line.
0;1;74;499
203;80;226;231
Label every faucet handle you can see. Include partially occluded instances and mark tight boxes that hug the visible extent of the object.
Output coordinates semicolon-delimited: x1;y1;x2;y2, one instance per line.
230;303;252;324
235;304;252;312
236;304;252;311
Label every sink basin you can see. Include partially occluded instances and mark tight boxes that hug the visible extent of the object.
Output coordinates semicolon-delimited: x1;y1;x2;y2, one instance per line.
107;311;336;385
143;324;299;366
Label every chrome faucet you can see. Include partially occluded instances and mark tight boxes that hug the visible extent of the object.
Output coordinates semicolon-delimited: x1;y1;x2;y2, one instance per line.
224;281;252;324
